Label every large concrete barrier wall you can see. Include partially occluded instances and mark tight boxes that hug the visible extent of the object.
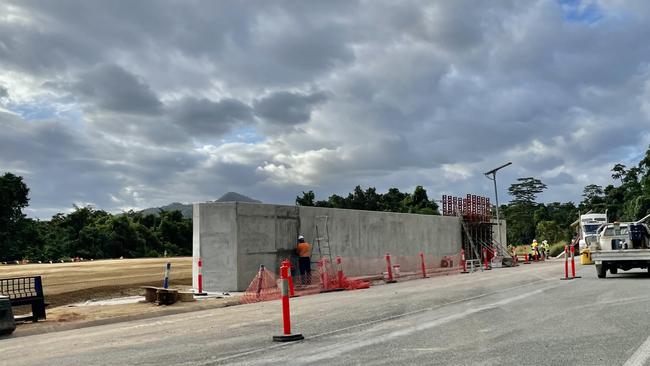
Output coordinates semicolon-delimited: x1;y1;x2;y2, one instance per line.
493;219;507;247
192;203;238;291
194;202;464;291
300;206;462;277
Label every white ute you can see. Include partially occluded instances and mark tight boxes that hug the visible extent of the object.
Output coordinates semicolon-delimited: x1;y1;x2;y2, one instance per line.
591;214;650;278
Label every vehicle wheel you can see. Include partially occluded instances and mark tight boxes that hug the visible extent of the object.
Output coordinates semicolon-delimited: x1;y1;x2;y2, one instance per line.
610;267;618;275
596;264;606;278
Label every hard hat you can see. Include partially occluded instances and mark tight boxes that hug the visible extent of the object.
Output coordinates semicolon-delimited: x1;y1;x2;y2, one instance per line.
298;235;304;240
533;239;537;242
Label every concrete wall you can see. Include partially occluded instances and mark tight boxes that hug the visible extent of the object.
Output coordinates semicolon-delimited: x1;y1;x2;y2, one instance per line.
192;203;238;291
194;202;464;291
493;219;507;247
299;206;461;276
235;204;300;292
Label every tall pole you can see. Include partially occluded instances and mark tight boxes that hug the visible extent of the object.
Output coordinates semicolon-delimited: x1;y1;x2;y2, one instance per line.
484;162;512;246
492;172;501;244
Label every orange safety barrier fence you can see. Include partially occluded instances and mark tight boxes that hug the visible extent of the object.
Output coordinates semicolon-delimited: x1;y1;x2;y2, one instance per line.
243;251;464;303
242;265;281;304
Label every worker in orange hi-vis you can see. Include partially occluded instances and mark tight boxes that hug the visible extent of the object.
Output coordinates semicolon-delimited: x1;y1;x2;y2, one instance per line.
296;235;312;285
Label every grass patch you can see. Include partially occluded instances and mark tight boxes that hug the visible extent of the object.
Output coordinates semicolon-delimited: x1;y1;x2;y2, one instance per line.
511;242;567;257
513;245;530;255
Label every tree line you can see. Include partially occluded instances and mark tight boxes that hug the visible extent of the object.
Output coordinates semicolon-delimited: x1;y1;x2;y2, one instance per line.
297;146;650;246
2;146;650;261
0;173;191;262
504;146;650;245
296;185;440;215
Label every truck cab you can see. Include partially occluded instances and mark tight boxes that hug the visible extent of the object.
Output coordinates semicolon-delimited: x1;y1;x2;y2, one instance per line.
591;219;650;278
578;213;607;250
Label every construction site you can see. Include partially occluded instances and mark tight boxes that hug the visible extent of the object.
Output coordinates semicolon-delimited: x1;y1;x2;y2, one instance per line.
4;194;650;365
1;192;512;336
193;194;507;294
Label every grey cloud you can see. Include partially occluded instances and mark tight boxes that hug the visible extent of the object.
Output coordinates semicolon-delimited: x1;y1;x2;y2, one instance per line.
0;112;120;212
0;112;86;165
545;172;576;186
77;96;255;146
72;64;162;114
171;97;253;136
254;91;327;125
0;110;207;217
88;114;189;146
0;22;99;75
1;1;356;88
4;0;650;218
0;85;8;98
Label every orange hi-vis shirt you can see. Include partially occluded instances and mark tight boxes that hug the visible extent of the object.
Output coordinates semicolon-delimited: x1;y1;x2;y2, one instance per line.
296;242;312;257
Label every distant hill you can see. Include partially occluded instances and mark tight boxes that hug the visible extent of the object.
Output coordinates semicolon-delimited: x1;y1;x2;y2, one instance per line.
216;192;262;203
140;192;261;218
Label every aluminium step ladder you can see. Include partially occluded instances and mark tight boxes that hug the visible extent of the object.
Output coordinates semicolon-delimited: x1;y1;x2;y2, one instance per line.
313;215;333;264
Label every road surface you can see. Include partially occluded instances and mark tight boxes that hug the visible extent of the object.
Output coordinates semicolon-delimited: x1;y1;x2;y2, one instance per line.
4;260;650;365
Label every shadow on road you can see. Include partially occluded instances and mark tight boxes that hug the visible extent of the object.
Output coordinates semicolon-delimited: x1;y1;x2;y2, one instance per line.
604;271;650;280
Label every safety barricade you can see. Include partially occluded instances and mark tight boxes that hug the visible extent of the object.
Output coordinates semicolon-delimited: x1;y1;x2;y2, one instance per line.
242;265;281;304
242;251;464;304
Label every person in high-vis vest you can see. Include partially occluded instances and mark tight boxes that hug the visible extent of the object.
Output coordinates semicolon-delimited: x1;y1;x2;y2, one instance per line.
542;240;550;260
296;235;312;285
531;239;539;260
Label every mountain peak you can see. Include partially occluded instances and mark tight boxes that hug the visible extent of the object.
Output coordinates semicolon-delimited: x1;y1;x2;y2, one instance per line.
140;192;261;218
215;192;261;203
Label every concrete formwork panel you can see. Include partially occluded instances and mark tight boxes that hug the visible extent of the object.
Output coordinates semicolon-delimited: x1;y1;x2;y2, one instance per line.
235;204;299;290
193;203;238;291
300;206;461;276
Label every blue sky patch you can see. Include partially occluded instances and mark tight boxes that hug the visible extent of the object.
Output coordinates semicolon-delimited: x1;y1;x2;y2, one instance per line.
6;100;84;126
7;102;58;121
221;126;265;144
559;0;603;24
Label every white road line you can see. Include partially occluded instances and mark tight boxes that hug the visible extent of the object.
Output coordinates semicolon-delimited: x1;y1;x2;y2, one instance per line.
624;335;650;366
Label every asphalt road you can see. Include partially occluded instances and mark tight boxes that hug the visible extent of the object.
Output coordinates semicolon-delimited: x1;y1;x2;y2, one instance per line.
4;260;650;365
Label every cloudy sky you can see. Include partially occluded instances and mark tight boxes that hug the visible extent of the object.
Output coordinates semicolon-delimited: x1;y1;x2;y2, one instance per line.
2;0;650;218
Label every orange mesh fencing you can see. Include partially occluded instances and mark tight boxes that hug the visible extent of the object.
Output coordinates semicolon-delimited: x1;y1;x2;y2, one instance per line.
242;251;464;303
242;265;281;304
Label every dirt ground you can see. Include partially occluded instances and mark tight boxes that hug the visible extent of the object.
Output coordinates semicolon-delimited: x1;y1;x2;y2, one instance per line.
10;295;242;337
0;257;192;307
0;257;246;335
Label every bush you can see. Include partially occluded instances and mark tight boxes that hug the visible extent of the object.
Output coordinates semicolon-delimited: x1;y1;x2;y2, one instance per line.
549;241;567;257
513;245;529;255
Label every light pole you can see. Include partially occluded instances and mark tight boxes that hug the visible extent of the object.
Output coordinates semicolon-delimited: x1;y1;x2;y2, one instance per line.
484;162;512;245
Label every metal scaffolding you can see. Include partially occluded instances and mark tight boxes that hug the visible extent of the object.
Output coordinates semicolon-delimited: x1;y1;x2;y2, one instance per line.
442;194;506;262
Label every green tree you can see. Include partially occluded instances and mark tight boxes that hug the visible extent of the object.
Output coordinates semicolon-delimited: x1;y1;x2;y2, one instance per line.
536;220;562;243
0;173;31;261
403;185;439;214
580;184;606;213
296;191;315;206
508;177;548;204
505;177;547;245
380;188;408;212
294;186;439;215
157;210;192;256
349;185;367;210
